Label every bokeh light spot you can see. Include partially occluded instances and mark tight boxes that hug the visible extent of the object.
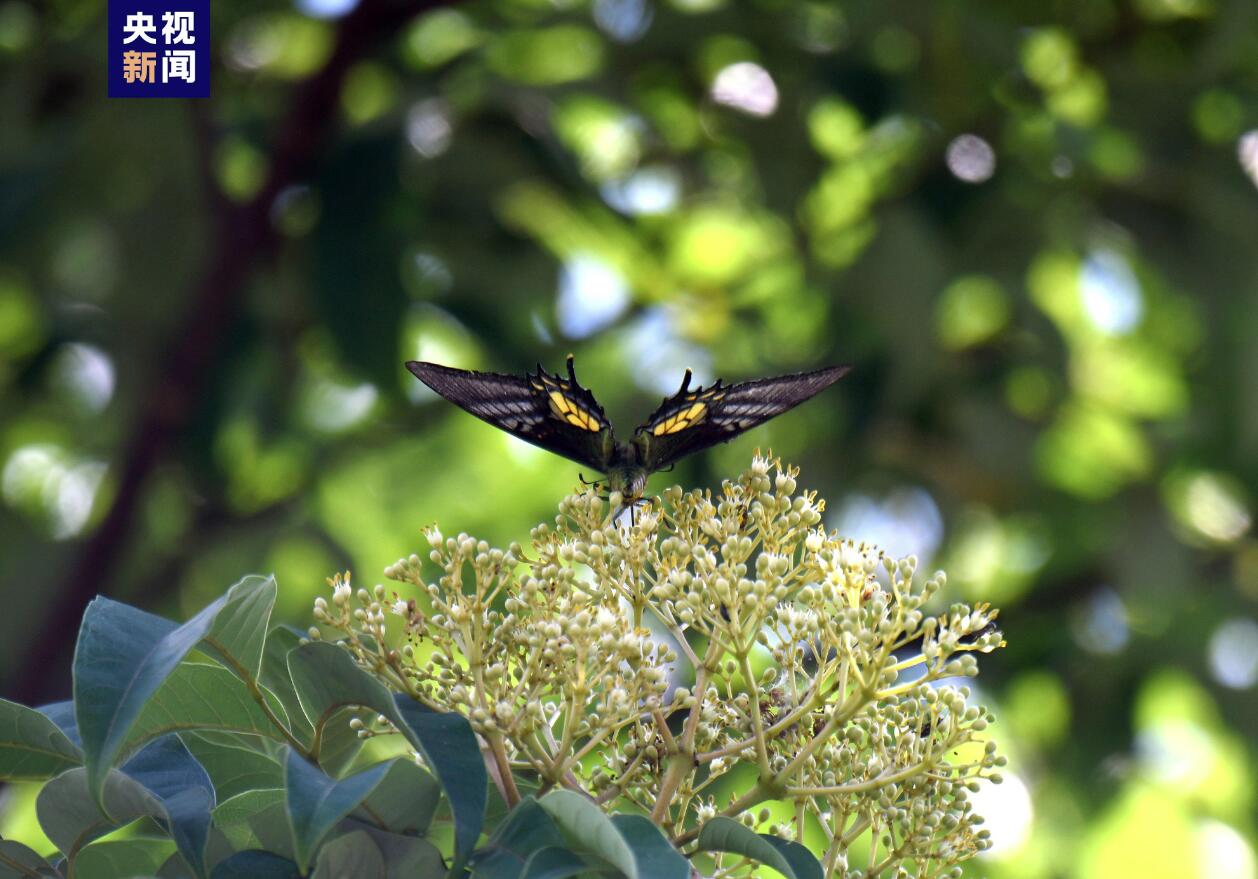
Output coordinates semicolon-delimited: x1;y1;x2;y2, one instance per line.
593;0;652;43
935;274;1009;349
50;343;114;414
945;134;996;183
972;772;1034;857
1164;469;1251;545
1196;820;1257;879
1080;250;1142;334
832;487;943;564
403;9;481;69
2;444;106;539
301;379;378;433
407;99;453;158
621;308;711;396
1239;130;1258;190
1208;618;1258;689
711;62;778;117
486;25;605;86
1072;588;1129;654
295;0;358;20
601;166;681;216
557;254;630;339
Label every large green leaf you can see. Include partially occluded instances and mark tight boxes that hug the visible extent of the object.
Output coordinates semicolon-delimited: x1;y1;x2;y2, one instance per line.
519;847;590;879
538;791;636;879
390;694;487;870
259;627;314;746
125;663;290;759
73;839;174;879
358;829;446;879
282;747;391;872
311;706;365;777
35;701;80;748
0;839;60;878
286;642;487;867
310;831;385;879
120;734;215;879
212;788;286;827
285;641;395;740
469;798;565;879
352;756;442;836
755;835;823;879
200;575;277;685
695;818;819;879
35;767;166;863
180;733;284;801
610;815;690;879
0;698;83;781
73;577;279;807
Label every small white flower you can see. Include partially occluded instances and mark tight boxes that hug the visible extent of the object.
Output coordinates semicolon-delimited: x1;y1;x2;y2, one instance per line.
392;598;410;617
333;577;352;605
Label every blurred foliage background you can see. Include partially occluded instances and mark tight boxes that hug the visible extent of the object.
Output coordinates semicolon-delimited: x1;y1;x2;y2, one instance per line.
2;0;1258;874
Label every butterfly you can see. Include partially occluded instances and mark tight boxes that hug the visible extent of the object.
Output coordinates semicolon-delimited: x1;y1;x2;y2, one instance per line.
406;356;850;504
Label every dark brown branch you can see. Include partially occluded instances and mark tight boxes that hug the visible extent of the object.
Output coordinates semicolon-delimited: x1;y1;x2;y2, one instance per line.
10;0;441;704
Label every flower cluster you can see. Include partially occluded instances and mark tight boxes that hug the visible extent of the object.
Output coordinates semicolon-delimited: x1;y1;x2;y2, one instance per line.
313;456;1006;878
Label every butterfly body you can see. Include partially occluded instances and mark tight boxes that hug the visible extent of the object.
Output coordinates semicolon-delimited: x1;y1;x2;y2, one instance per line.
406;356;849;503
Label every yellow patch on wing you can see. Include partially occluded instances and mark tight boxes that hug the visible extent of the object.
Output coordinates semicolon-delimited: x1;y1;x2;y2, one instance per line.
653;401;707;435
548;391;602;431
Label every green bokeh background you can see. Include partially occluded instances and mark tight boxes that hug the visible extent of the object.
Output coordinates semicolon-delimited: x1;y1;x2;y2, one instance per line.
2;0;1258;875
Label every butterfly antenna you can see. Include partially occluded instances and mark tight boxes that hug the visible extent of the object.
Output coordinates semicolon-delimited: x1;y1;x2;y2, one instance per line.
566;353;578;385
679;368;692;393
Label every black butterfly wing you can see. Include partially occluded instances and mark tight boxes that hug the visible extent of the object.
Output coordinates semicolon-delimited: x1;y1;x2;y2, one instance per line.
406;357;616;472
633;365;850;472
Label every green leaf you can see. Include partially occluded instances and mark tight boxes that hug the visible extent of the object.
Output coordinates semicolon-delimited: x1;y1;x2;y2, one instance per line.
390;694;487;870
538;791;636;879
200;575;277;685
357;829;446;879
310;831;385;879
470;798;564;878
121;734;215;878
755;836;823;879
74;578;280;808
35;767;166;863
180;733;284;801
125;663;290;759
285;642;486;868
73;839;174;879
311;706;365;778
0;839;60;878
35;701;80;749
610;815;690;879
209;851;300;879
695;817;808;879
243;795;297;862
211;788;286;827
0;698;83;781
520;847;590;879
351;756;442;836
282;748;390;872
285;641;394;738
259;628;314;746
